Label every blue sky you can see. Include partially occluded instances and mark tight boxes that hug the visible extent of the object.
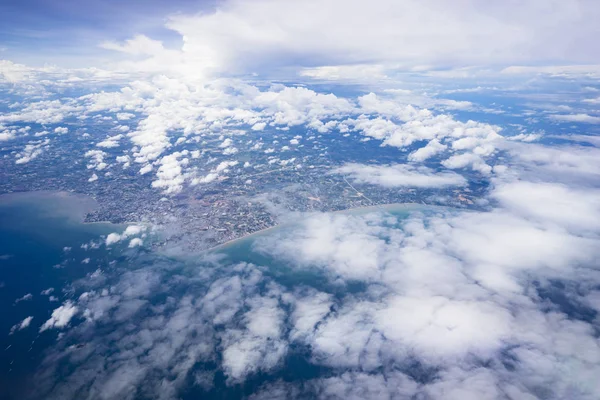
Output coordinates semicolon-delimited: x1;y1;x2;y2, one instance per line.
2;0;600;74
0;0;215;65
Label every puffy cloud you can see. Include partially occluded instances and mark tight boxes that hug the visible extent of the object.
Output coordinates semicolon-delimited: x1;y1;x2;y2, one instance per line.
5;18;600;398
192;160;239;185
9;316;33;335
152;152;190;194
338;93;503;171
40;302;78;332
492;181;600;233
105;225;147;246
96;134;123;148
221;295;288;382
442;153;492;174
333;163;466;188
408;139;447;162
84;149;108;171
15;139;50;164
128;238;143;248
249;181;600;396
105;233;121;246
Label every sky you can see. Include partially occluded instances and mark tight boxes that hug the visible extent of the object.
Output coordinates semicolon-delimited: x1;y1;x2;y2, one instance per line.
0;0;212;66
2;0;600;78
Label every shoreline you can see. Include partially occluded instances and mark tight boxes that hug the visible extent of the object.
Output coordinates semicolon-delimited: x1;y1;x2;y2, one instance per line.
0;190;139;229
1;190;447;254
208;202;435;252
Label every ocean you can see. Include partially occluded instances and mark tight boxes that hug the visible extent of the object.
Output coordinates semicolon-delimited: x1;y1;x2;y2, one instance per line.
0;192;120;396
0;191;438;399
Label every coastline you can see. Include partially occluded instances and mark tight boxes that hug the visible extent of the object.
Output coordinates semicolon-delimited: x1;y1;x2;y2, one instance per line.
208;202;435;253
0;191;443;254
0;190;143;229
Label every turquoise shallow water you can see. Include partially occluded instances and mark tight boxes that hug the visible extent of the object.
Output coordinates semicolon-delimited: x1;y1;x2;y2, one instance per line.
209;203;439;296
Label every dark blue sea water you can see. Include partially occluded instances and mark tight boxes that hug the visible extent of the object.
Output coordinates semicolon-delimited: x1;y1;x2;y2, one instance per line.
0;193;435;400
0;192;120;397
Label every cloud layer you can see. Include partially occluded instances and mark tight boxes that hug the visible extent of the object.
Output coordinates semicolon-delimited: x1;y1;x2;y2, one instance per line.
26;135;600;399
93;0;600;76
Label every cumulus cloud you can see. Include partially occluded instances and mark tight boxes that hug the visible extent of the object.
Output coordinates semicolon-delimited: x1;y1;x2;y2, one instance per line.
9;316;33;335
332;163;467;188
152;151;190;194
15;139;50;164
0;73;507;195
40;302;78;332
249;186;600;398
128;238;144;248
441;152;493;174
105;225;147;246
408;138;447;162
84;149;108;171
492;181;600;233
192;160;239;185
96;134;123;148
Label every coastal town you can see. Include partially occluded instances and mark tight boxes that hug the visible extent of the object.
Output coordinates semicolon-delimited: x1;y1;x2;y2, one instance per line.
0;118;485;252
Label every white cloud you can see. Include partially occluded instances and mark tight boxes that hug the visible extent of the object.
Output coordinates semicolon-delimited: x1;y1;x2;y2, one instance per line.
40;301;78;332
248;173;600;396
492;181;600;233
105;232;121;246
128;238;144;248
96;134;123;148
221;296;287;382
501;64;600;79
106;225;147;246
152;152;190;194
15;139;50;164
300;64;387;82
9;316;33;334
549;113;600;124
95;0;600;76
84;149;108;171
332;163;467;188
0;128;16;141
219;138;233;148
15;293;33;303
408;139;447;162
441;153;492;174
32;158;600;399
193;160;239;185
